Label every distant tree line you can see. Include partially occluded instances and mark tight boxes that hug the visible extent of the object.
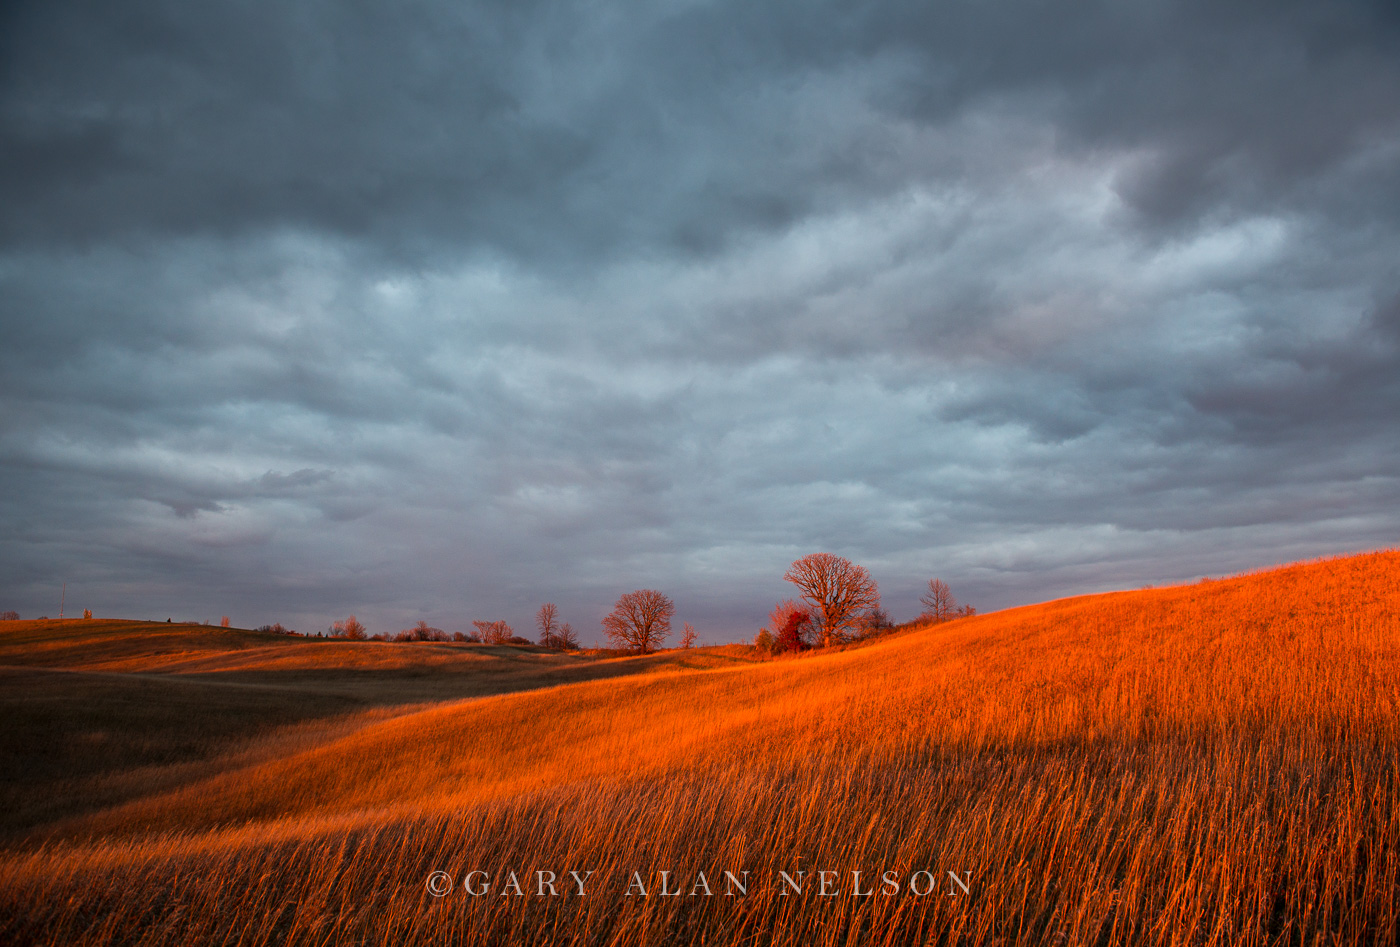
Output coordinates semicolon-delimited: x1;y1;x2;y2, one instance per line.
239;555;970;657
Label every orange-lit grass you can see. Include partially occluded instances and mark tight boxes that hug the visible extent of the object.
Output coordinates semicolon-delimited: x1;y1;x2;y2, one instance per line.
2;551;1399;945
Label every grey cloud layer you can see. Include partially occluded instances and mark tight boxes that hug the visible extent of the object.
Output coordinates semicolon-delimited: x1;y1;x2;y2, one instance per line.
2;0;1398;636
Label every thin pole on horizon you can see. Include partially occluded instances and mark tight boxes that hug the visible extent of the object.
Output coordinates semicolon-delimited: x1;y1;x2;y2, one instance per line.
60;582;65;620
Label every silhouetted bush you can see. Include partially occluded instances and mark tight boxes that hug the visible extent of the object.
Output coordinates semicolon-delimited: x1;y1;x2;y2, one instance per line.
768;600;813;652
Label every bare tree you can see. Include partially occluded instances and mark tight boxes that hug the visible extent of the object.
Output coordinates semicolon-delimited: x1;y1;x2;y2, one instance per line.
679;622;697;649
536;603;561;647
920;579;957;622
556;622;579;649
783;553;880;647
602;589;674;654
472;620;514;644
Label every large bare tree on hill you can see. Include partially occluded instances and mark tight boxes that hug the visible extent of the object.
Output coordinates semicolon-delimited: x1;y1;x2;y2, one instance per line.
602;589;674;654
783;553;880;647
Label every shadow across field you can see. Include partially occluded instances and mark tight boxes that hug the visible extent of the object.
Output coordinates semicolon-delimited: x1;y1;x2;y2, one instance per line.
0;620;759;842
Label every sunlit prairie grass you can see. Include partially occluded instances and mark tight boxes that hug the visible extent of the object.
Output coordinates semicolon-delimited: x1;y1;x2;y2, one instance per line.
2;551;1398;945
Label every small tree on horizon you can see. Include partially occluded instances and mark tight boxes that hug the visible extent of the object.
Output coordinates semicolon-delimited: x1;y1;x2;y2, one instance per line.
783;553;881;647
753;628;776;653
537;603;571;648
920;579;957;622
602;589;674;654
679;622;697;649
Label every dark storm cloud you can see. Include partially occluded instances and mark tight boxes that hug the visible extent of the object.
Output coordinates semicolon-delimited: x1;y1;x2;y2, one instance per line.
2;0;1398;636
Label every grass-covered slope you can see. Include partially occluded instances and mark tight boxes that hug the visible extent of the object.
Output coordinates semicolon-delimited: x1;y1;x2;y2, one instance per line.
2;551;1398;946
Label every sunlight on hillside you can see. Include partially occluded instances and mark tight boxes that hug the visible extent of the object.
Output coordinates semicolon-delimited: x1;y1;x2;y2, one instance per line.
2;551;1398;946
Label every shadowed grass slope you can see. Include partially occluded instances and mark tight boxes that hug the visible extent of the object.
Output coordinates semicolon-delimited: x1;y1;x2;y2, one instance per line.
2;551;1398;946
0;621;753;839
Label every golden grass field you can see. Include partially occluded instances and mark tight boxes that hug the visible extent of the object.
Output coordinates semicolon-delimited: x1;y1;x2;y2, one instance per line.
2;550;1398;946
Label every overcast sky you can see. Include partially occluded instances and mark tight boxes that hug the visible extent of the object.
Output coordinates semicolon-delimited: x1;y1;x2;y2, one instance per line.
2;0;1398;641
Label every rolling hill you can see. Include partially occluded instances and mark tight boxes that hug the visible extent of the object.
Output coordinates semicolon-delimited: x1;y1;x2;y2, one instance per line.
2;551;1398;946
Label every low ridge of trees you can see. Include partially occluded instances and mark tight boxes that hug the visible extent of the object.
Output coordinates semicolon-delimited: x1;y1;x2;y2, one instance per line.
145;561;973;655
472;620;515;645
602;589;673;654
393;620;449;642
0;611;19;621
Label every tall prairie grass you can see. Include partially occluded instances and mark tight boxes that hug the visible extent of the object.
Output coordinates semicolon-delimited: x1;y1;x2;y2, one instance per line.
1;551;1398;945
